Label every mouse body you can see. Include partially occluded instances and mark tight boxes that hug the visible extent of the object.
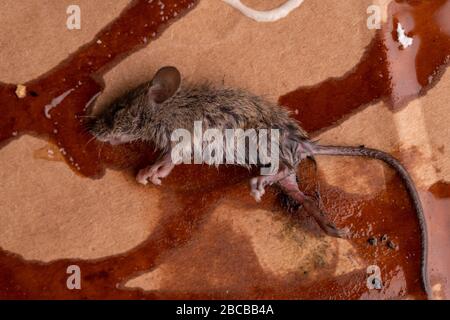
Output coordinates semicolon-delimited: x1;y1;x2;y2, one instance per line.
89;66;430;297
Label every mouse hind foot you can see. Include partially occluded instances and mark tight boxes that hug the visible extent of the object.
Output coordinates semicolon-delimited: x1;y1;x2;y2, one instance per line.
277;174;350;238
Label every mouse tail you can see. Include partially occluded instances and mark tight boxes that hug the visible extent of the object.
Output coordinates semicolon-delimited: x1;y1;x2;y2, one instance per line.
309;143;431;299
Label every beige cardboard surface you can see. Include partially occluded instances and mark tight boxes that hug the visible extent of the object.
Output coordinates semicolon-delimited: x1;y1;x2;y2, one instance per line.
0;0;448;298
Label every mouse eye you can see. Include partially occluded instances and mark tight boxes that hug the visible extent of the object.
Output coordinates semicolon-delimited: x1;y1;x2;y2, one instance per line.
104;104;126;127
104;109;115;128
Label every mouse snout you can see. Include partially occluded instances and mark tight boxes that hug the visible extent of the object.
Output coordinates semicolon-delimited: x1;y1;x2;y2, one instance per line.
87;117;113;140
108;137;124;145
100;134;136;146
87;117;136;145
91;133;123;145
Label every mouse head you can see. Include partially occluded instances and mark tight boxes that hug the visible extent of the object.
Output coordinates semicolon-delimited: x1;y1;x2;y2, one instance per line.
88;66;181;145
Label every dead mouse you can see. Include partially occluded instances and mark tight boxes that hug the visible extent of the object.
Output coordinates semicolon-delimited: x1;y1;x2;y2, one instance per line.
88;66;430;297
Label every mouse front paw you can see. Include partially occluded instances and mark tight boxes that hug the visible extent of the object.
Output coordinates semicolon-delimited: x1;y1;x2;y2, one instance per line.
250;177;266;202
136;167;162;186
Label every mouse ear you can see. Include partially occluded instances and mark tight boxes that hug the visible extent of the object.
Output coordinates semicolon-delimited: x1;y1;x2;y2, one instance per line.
148;66;181;103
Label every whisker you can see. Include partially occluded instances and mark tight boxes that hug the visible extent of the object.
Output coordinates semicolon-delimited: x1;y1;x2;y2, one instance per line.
79;130;93;138
76;115;97;118
84;136;97;150
98;142;104;160
79;119;97;136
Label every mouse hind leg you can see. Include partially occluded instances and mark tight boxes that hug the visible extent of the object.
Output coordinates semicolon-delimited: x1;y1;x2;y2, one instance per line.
277;174;349;238
250;166;292;202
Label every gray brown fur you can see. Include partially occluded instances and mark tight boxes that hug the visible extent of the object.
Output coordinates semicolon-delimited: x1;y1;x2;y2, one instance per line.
90;77;308;170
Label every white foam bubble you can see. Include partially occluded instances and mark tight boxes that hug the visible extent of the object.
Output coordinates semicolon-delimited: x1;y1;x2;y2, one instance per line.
397;22;413;49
